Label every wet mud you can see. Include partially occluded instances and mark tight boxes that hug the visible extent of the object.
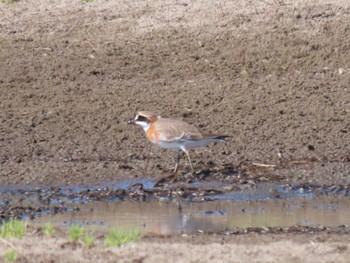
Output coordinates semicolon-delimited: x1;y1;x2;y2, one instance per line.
2;178;350;235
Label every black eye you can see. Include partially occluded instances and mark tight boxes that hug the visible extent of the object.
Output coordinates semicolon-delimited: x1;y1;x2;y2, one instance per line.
136;116;149;123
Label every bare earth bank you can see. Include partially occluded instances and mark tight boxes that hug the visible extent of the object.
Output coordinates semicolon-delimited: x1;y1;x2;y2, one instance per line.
0;0;350;262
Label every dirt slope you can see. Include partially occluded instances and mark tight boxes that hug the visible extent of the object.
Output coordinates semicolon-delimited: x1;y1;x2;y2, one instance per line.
0;0;349;186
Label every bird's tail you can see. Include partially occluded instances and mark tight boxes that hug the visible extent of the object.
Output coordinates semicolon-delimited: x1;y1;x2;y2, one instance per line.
202;134;229;142
215;135;229;142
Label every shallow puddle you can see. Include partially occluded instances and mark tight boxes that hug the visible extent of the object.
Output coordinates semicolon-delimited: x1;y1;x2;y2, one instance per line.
30;196;350;234
2;179;350;234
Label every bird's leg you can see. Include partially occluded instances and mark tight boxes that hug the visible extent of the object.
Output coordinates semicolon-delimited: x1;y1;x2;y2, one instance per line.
173;150;181;174
181;148;194;174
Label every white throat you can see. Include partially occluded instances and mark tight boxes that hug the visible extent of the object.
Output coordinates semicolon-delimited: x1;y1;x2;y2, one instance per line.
135;121;150;132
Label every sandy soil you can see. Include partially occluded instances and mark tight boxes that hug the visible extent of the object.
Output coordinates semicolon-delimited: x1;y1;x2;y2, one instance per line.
1;0;350;261
1;230;350;263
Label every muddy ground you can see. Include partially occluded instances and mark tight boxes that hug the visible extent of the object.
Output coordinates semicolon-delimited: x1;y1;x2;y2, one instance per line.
0;0;350;262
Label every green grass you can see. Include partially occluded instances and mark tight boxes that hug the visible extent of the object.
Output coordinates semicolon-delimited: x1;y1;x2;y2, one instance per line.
0;0;20;4
67;224;84;242
104;229;142;247
3;250;18;262
83;233;94;248
0;220;26;239
66;225;96;248
43;222;56;237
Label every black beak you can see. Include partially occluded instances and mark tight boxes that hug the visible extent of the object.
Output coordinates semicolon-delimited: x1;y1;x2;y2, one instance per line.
128;119;136;124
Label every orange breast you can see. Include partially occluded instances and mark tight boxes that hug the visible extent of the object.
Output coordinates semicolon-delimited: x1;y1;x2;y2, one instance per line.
146;123;160;144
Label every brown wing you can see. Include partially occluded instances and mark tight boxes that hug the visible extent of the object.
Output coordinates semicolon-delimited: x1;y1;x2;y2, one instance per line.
154;118;203;142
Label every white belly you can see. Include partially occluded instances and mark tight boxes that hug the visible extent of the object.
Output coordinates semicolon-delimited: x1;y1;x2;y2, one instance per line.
157;139;219;150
